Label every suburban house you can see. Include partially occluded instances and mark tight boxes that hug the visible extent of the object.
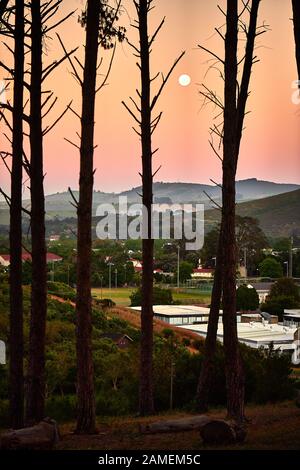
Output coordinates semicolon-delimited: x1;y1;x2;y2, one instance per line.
0;253;63;267
129;258;143;273
191;268;214;279
99;333;133;349
248;282;273;303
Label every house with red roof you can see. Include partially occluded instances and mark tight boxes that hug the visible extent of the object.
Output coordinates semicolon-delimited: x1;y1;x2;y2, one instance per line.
0;253;63;267
191;267;214;279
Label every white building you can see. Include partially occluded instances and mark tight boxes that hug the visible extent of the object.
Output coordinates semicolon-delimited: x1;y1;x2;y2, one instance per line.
284;309;300;328
131;305;223;326
179;321;300;365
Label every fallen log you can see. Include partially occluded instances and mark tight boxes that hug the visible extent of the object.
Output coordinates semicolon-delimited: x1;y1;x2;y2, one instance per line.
140;415;212;434
0;418;59;450
139;415;247;446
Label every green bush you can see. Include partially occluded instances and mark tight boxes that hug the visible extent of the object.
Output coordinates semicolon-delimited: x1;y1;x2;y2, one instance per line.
0;399;9;428
259;257;283;278
47;281;76;301
94;298;116;309
96;391;133;416
237;285;259;311
130;287;173;307
45;395;76;422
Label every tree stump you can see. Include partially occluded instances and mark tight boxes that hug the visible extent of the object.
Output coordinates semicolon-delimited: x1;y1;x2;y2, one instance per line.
200;419;246;446
0;418;59;450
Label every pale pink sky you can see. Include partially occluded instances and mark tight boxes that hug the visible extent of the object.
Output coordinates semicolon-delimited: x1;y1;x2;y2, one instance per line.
0;0;299;196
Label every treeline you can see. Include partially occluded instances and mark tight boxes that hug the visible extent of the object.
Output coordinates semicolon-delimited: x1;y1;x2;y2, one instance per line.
0;279;295;426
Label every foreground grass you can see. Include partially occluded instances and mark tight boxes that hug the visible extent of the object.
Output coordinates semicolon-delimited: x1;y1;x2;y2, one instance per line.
56;402;300;450
92;287;211;307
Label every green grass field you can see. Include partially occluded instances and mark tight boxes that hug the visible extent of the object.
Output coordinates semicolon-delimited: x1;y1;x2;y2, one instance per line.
92;287;211;307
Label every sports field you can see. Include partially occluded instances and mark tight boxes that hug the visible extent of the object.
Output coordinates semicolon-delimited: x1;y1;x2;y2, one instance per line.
91;287;211;307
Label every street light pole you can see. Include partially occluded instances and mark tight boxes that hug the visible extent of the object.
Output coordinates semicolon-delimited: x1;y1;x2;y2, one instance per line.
244;247;247;279
289;236;293;278
284;261;289;277
108;263;113;290
177;245;180;289
170;360;175;410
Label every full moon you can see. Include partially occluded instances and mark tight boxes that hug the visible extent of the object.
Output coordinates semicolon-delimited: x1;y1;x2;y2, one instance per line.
179;74;191;87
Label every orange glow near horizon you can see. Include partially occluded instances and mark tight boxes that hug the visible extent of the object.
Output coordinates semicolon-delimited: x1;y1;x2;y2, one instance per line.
0;0;299;197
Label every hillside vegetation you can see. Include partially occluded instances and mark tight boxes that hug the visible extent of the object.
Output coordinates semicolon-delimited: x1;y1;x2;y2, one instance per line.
206;189;300;237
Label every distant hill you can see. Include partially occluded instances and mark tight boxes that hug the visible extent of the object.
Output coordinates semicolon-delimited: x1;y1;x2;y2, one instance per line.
205;188;300;238
0;179;299;238
0;178;298;222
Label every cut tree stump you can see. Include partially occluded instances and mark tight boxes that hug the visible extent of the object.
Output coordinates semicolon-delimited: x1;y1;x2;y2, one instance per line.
140;415;247;446
0;418;59;450
199;419;247;446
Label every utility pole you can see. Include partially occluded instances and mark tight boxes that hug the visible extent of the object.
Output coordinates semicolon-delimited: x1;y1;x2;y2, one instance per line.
284;261;289;278
115;268;118;289
289;236;293;278
170;360;175;410
108;262;113;290
177;245;180;289
244;247;247;280
100;275;103;300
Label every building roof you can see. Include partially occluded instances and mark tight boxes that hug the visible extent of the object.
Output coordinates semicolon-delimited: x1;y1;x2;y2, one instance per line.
179;322;297;346
284;309;300;319
193;268;214;273
0;253;63;263
131;305;222;317
99;333;133;343
248;282;273;291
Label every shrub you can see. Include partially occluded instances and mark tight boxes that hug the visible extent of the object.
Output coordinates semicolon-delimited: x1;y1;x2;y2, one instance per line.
130;286;173;307
259;257;283;278
47;281;76;301
94;298;116;309
237;285;259;311
269;278;300;303
0;399;9;427
45;395;76;422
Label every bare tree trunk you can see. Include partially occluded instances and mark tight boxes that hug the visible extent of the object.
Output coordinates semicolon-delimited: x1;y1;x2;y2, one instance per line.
75;0;100;434
292;0;300;82
123;0;183;416
138;0;155;417
26;0;47;424
222;0;245;423
9;0;24;430
196;223;223;412
196;0;261;419
236;0;261;163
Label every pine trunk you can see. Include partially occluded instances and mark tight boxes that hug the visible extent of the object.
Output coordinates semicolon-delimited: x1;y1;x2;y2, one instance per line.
222;0;245;423
9;0;24;429
75;0;100;434
26;0;47;425
196;224;223;412
292;0;300;82
138;0;154;416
